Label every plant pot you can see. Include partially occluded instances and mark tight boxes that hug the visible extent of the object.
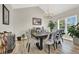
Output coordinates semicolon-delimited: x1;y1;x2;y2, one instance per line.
17;36;21;41
73;36;79;45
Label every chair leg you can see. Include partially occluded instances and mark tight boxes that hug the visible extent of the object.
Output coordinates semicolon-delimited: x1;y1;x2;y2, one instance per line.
53;44;55;50
56;42;58;49
28;44;30;53
58;41;61;45
26;43;28;48
48;45;50;54
62;37;63;42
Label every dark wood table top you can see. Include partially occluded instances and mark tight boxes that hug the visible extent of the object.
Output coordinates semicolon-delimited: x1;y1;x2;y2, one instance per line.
32;32;49;37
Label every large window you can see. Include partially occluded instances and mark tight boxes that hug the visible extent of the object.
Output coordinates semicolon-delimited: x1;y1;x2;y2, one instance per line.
67;16;77;34
58;15;77;34
59;19;65;29
67;16;77;26
57;15;77;41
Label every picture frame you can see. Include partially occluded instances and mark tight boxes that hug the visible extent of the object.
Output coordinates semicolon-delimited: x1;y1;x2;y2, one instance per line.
32;17;42;25
2;4;9;25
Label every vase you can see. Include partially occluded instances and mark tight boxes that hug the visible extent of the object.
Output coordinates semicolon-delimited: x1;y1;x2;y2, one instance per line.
73;36;79;45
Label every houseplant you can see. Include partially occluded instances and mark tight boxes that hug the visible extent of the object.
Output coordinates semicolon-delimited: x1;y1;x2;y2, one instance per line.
68;23;79;45
48;20;55;32
68;24;79;38
21;34;25;39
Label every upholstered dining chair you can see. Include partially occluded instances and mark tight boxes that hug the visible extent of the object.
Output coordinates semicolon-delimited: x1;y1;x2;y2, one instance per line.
59;29;64;42
44;30;63;53
54;30;63;49
44;33;55;54
26;30;38;53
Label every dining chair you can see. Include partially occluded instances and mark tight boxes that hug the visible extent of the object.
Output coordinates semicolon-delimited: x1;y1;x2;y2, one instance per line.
54;30;63;49
26;30;38;53
44;33;55;54
59;29;64;42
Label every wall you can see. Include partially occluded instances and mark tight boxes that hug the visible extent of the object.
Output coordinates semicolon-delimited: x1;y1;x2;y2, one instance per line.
13;7;49;36
0;4;14;33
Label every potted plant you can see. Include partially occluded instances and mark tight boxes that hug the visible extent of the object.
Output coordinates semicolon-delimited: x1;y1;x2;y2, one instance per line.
68;23;79;45
22;34;25;39
48;20;55;32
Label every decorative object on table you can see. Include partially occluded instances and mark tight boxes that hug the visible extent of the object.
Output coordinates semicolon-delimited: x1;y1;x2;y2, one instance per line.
36;27;41;33
48;20;55;32
2;4;9;25
32;17;41;25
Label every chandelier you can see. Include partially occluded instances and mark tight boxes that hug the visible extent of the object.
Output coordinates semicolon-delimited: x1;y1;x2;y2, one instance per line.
43;8;54;19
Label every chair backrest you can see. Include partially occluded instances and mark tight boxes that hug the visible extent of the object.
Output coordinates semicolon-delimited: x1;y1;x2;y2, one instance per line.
46;33;50;40
26;30;38;45
26;30;32;42
53;30;62;43
59;29;64;38
47;32;54;42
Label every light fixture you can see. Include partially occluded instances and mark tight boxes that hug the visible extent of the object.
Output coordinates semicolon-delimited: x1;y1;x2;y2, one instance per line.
43;8;54;19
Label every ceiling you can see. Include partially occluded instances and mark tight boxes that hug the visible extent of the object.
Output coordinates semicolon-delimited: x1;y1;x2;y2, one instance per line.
12;4;79;15
12;4;37;9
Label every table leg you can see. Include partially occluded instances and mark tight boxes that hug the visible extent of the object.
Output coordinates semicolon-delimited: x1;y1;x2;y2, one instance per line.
36;43;40;49
36;38;43;50
28;44;30;53
40;38;43;50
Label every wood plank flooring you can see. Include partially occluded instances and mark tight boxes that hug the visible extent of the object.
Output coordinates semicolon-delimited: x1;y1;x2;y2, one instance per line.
12;39;79;54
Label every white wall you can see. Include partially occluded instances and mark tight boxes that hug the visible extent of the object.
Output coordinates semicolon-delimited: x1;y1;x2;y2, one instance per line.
13;7;49;36
0;4;14;33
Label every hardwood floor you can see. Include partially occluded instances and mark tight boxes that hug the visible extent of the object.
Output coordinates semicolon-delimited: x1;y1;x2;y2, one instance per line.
12;39;79;54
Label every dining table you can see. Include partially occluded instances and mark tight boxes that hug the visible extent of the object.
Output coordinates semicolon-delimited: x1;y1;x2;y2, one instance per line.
32;32;49;50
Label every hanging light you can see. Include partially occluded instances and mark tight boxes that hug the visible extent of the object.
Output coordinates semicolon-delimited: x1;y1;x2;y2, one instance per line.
43;7;54;19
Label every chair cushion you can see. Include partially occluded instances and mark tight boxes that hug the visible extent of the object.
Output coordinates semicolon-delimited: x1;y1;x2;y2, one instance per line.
45;40;54;45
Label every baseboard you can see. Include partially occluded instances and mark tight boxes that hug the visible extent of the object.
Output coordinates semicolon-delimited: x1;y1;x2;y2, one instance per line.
64;38;73;42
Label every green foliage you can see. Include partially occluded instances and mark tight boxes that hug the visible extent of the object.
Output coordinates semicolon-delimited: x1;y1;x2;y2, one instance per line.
68;24;79;38
48;20;55;32
60;20;65;28
22;34;25;38
68;26;75;38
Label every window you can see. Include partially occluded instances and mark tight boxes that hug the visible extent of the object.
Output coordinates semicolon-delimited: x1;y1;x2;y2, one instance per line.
67;16;77;26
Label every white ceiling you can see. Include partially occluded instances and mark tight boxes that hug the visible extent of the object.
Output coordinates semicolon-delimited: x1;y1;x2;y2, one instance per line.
12;4;37;9
12;4;79;15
